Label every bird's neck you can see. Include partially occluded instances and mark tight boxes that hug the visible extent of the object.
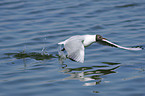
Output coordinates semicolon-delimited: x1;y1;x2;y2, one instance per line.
83;35;96;47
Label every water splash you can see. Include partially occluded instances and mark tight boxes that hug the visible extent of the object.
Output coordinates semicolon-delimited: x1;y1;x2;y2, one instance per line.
41;47;47;55
58;45;66;64
41;34;47;55
5;52;56;60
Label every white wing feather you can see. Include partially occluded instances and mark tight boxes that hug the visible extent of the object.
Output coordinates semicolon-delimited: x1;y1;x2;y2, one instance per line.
102;39;142;51
64;39;85;63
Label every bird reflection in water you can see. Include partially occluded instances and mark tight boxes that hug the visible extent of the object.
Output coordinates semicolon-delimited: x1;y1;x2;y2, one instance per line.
61;62;120;86
5;51;120;87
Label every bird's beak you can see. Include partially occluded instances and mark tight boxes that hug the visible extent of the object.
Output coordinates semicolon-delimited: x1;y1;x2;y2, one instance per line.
102;38;107;40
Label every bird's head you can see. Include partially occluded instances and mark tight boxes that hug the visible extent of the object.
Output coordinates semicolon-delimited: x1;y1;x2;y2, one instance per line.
95;34;106;41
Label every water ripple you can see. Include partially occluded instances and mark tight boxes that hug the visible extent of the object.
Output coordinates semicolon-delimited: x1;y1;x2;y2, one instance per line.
0;0;145;96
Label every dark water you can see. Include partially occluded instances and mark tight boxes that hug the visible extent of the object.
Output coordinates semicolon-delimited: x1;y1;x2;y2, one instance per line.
0;0;145;96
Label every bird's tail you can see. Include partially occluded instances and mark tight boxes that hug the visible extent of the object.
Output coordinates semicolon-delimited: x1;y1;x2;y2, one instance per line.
58;41;65;45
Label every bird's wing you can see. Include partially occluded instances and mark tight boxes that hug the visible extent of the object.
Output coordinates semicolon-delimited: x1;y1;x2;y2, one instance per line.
98;39;143;51
64;39;84;63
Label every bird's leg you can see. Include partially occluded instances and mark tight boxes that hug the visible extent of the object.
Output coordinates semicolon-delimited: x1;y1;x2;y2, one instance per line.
61;48;65;51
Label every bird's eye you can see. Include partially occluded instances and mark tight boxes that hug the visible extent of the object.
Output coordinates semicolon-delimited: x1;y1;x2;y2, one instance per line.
98;36;102;39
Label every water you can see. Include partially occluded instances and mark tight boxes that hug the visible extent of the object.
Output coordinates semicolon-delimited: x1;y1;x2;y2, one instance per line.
0;0;145;96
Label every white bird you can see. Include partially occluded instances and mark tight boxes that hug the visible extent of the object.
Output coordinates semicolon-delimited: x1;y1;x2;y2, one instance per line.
58;34;143;63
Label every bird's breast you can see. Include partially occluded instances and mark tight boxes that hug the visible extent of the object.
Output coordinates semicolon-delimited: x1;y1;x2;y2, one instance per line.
83;35;96;47
83;41;94;47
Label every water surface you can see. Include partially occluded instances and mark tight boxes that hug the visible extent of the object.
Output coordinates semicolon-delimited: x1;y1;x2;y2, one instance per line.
0;0;145;96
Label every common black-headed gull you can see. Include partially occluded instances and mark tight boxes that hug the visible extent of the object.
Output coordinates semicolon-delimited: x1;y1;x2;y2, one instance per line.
58;34;142;63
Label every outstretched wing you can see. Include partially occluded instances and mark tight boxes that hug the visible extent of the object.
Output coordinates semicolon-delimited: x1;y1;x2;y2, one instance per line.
98;39;143;51
64;39;85;63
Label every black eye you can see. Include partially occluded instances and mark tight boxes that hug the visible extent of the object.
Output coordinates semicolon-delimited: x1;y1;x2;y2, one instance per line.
98;36;102;39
